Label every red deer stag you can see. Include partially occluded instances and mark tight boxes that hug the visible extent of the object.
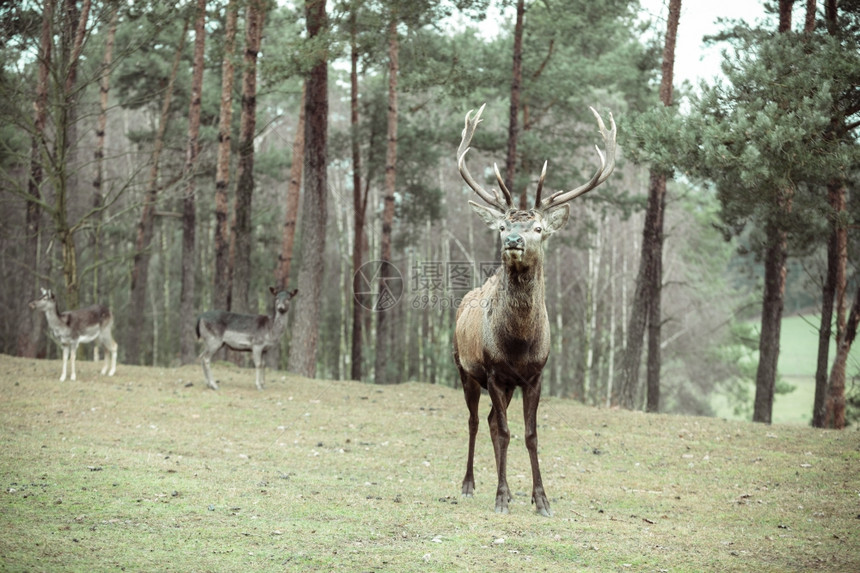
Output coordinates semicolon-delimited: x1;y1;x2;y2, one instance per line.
453;104;616;516
29;288;118;382
196;287;298;390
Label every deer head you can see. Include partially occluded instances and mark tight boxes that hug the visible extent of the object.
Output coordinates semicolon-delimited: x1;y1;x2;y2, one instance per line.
457;104;616;269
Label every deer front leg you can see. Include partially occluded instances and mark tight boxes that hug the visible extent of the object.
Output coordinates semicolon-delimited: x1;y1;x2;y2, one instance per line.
68;342;79;381
59;345;70;382
252;346;265;391
460;373;481;497
523;379;551;517
97;344;108;375
486;379;513;514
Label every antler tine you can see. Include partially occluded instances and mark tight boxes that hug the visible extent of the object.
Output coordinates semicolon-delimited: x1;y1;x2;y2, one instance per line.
540;107;617;209
492;163;514;208
533;160;548;208
591;107;616;186
456;104;509;210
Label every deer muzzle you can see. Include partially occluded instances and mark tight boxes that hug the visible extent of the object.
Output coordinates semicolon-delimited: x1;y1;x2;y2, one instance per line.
504;233;525;251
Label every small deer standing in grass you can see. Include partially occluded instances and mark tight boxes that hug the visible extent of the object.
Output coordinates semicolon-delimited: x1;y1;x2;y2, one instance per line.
29;288;118;382
196;287;298;390
453;104;616;516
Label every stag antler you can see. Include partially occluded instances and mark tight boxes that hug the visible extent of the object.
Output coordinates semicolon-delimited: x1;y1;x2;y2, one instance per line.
457;104;514;210
539;107;616;209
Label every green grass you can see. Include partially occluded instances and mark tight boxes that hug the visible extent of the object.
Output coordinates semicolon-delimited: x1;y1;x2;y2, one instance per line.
713;315;860;425
1;353;858;572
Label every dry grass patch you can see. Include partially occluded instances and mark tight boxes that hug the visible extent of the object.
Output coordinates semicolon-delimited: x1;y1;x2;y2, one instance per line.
0;353;857;572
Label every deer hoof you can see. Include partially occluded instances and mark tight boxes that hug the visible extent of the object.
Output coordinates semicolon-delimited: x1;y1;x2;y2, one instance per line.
461;481;475;497
207;381;219;390
533;494;552;517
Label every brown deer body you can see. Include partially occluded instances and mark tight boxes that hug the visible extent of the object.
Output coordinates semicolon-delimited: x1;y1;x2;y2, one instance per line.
196;287;298;390
29;288;118;382
453;104;616;516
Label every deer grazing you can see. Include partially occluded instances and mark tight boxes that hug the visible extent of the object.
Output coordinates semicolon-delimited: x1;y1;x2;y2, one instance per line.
29;288;118;382
453;104;616;516
196;287;298;390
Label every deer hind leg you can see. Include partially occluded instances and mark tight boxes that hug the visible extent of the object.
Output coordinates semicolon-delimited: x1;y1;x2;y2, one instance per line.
251;346;265;391
200;347;219;390
522;378;551;517
487;380;514;514
99;329;118;376
460;371;481;497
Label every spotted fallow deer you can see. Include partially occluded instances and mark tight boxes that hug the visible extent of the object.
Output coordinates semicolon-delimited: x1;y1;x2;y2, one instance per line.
453;104;616;516
29;288;118;382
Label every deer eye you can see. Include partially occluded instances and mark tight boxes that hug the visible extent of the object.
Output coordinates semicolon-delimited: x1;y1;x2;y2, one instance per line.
535;226;542;233
499;224;506;232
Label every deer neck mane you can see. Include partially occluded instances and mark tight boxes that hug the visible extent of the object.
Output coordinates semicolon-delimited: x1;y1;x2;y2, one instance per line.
494;259;546;324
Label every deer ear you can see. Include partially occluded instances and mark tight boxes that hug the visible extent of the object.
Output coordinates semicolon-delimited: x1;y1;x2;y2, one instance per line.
543;204;570;235
270;286;277;296
289;289;298;298
469;201;505;229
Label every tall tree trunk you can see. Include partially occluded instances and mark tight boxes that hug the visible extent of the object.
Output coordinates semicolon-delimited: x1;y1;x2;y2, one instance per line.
55;0;91;310
825;284;859;429
825;0;836;35
91;4;118;303
804;0;816;33
814;180;845;426
753;218;789;424
644;0;679;413
374;15;399;384
275;83;305;290
270;84;305;371
506;0;524;206
752;0;794;423
617;0;679;411
645;175;667;412
214;0;239;310
815;0;847;428
230;0;266;314
779;0;793;33
180;0;207;364
127;20;188;364
287;0;328;378
349;8;368;381
823;180;848;425
17;0;53;358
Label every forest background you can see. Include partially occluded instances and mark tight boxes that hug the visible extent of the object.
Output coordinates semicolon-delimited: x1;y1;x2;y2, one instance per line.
0;0;858;426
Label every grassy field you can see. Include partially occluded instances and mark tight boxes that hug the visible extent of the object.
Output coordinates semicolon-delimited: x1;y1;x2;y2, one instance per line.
713;315;860;426
1;353;858;572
